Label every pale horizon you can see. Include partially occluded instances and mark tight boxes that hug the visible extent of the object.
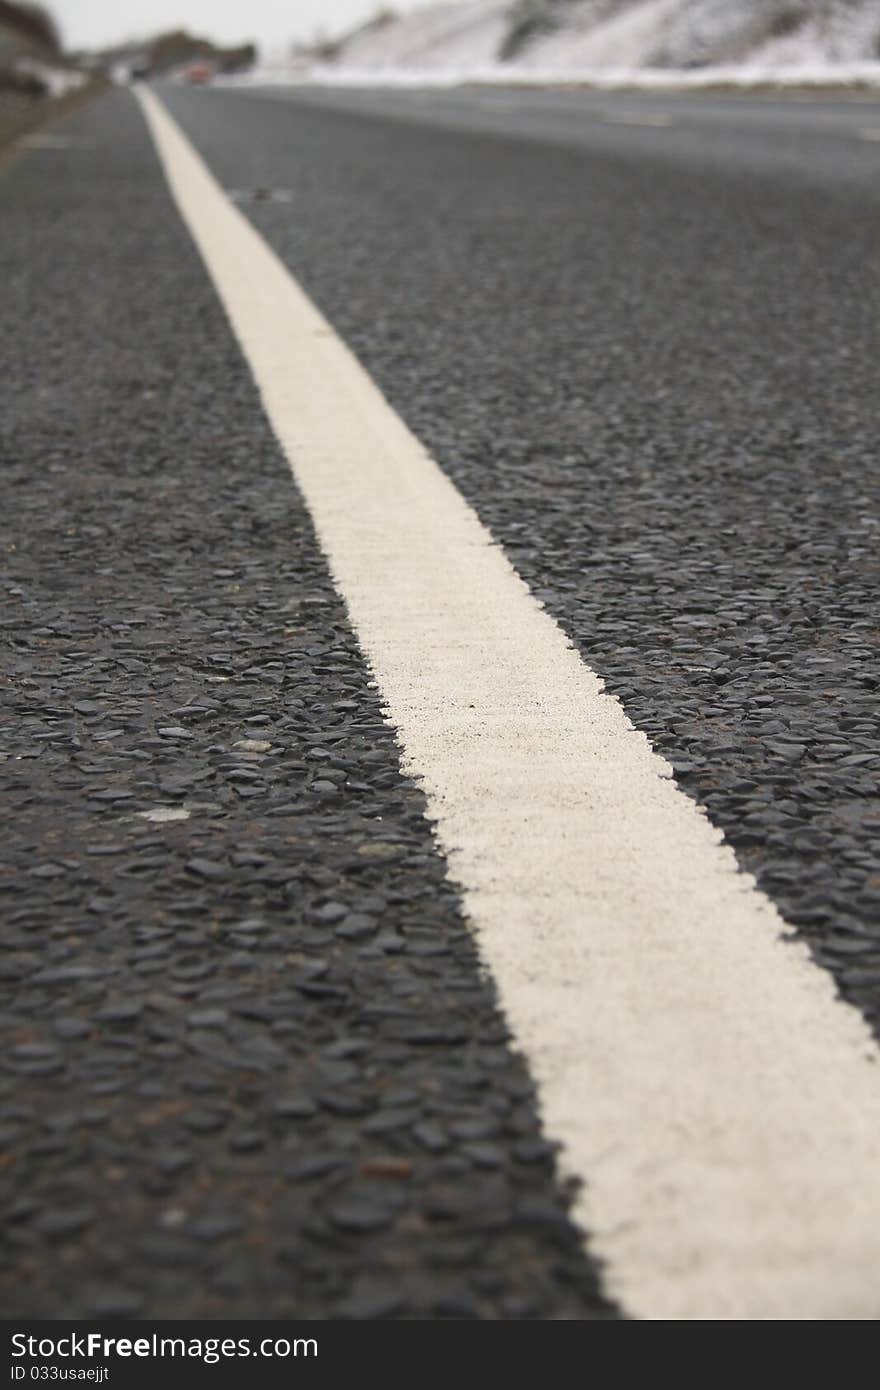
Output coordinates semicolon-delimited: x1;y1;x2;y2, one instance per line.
52;0;441;53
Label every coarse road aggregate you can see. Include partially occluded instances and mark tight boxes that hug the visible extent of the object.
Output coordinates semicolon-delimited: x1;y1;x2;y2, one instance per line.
2;77;880;1320
163;82;880;1038
0;93;615;1320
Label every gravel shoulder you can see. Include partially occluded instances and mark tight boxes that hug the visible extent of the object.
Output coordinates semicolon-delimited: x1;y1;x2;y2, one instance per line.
0;76;107;173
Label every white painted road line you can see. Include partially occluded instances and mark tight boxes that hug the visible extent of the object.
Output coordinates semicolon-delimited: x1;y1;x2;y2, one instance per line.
858;128;880;142
18;133;80;149
599;112;674;128
138;86;880;1321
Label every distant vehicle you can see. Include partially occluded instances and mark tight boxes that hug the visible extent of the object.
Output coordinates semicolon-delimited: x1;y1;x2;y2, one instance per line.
184;62;214;85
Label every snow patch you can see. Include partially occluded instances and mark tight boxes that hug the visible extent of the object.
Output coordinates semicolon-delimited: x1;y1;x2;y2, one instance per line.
237;0;880;88
15;60;85;98
335;1;509;71
238;59;880;92
136;807;191;824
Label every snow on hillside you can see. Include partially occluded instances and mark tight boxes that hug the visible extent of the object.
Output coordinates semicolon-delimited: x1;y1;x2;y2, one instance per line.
270;0;880;87
336;2;509;70
519;0;880;70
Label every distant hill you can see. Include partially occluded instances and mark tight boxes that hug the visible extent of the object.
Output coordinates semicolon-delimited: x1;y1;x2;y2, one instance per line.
145;30;256;76
90;29;256;80
319;1;880;76
0;1;60;61
0;5;86;117
323;2;509;70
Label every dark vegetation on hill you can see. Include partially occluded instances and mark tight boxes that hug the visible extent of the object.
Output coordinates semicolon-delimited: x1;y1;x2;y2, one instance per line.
144;30;256;76
0;1;59;54
0;2;63;111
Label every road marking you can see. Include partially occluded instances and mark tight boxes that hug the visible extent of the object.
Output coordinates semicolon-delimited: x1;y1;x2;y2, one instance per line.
138;86;880;1321
18;133;79;149
600;112;674;128
469;96;519;112
858;128;880;141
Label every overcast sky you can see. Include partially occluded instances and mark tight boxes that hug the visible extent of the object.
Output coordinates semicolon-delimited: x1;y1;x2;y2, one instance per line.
53;1;438;52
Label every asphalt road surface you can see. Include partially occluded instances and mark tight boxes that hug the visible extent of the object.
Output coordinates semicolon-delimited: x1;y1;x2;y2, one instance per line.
2;82;879;1322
